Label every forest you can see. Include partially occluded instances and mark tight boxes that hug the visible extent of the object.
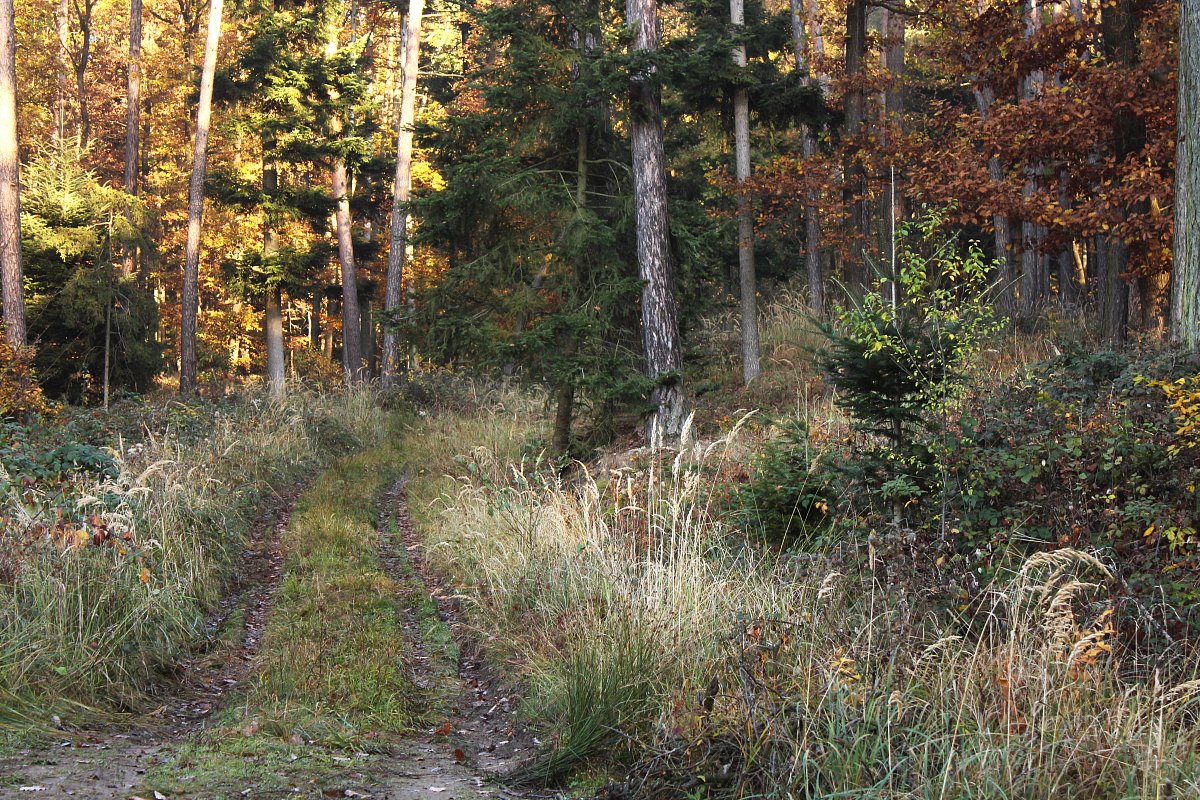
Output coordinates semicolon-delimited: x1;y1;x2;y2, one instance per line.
0;0;1199;796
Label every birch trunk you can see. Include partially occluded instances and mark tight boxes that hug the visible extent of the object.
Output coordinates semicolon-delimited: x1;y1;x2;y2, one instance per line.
627;0;684;444
179;0;223;395
731;0;759;383
0;0;22;347
382;0;424;389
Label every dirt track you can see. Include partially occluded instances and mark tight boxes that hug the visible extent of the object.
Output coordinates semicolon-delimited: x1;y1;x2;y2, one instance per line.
0;475;532;800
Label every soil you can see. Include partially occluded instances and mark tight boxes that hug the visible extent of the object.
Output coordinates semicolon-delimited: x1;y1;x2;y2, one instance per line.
0;476;536;800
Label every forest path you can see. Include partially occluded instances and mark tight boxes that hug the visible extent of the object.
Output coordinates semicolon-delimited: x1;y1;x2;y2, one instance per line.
0;457;531;799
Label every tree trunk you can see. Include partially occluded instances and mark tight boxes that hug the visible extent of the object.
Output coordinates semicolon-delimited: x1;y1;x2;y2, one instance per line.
73;0;95;149
1097;0;1144;340
789;0;824;314
879;4;905;300
309;291;322;349
731;0;759;383
1171;0;1199;347
842;0;869;295
265;287;284;396
333;161;362;384
1098;236;1129;342
0;0;21;347
627;0;685;444
359;294;375;378
327;26;363;385
1018;0;1047;316
56;0;70;140
263;137;285;398
382;0;424;389
973;85;1016;316
123;0;142;279
179;0;224;396
552;381;575;458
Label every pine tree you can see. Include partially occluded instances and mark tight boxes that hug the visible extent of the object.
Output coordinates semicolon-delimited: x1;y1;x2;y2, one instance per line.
0;0;20;347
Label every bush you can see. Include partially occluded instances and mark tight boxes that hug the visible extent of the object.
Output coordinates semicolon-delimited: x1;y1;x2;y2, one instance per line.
730;418;831;544
0;340;49;419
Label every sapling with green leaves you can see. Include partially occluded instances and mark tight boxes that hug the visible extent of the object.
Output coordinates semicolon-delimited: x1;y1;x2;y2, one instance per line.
820;208;1003;524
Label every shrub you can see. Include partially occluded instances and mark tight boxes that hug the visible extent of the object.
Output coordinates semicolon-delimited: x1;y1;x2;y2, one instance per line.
0;340;49;420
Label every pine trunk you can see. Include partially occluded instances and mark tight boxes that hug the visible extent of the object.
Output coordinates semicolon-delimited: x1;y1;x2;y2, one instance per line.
382;0;424;389
179;0;223;395
627;0;685;444
122;0;142;279
333;161;362;384
842;0;868;295
56;0;70;139
263;140;285;398
327;24;362;385
731;0;759;383
1171;0;1200;348
789;0;823;314
0;0;22;347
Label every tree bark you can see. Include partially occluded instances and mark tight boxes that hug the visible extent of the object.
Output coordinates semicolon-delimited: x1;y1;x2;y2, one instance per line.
179;0;224;396
627;0;685;444
1171;0;1200;348
263;137;285;398
72;0;97;149
0;0;21;347
382;0;424;389
56;0;70;140
879;3;905;299
1018;0;1048;316
333;162;362;384
327;24;363;385
789;0;824;314
1096;0;1145;340
122;0;142;279
842;0;869;295
731;0;759;383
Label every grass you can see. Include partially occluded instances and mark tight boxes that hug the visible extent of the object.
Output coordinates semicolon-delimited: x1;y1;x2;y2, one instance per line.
0;390;387;721
144;422;457;796
147;732;378;799
395;354;1200;797
241;427;420;741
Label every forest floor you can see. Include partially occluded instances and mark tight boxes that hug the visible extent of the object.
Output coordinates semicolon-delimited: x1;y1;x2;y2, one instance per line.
0;453;534;799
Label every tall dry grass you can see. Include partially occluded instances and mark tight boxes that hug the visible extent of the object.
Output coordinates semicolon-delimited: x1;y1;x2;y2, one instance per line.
410;402;1200;797
0;390;387;719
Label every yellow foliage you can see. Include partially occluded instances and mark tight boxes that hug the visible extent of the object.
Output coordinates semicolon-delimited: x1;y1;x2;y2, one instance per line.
0;338;50;419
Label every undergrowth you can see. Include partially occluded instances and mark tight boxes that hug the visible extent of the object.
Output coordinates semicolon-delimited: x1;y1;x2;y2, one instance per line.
0;389;386;721
401;367;1200;797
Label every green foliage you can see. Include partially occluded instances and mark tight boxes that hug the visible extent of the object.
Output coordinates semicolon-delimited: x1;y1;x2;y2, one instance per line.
730;418;830;544
821;210;1002;445
19;142;162;402
417;0;652;439
938;349;1200;629
28;266;162;402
